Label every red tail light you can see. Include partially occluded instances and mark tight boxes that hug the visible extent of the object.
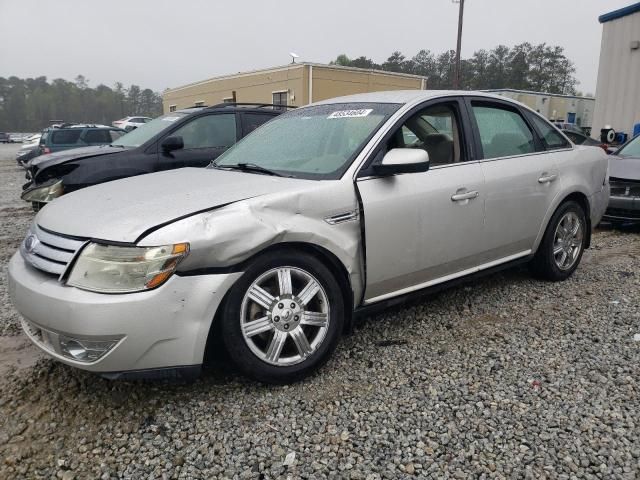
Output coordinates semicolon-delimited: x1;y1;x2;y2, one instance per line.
43;147;51;154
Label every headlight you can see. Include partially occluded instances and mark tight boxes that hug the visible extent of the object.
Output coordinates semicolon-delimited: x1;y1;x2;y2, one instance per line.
21;179;64;202
67;242;189;293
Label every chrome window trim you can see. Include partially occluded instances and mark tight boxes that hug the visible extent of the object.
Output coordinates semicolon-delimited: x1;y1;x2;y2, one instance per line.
355;159;482;182
477;147;574;164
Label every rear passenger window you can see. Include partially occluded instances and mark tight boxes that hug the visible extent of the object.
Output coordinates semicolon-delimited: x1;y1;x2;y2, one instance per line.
50;130;83;145
242;113;275;135
528;114;570;150
110;130;125;141
83;130;111;143
472;104;535;159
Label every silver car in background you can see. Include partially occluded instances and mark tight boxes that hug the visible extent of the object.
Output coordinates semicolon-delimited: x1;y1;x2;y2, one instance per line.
603;134;640;224
8;91;609;383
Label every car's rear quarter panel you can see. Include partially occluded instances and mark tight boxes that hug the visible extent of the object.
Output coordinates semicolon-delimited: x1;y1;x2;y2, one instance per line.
533;146;609;250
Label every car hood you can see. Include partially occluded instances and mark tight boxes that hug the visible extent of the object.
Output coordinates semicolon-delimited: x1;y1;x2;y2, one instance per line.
609;155;640;181
31;145;126;170
36;168;312;242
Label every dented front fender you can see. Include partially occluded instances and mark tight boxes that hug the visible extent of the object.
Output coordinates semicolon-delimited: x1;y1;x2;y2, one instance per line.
138;180;365;307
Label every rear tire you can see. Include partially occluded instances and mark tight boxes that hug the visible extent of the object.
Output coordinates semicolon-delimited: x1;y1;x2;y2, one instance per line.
220;250;344;384
529;200;587;281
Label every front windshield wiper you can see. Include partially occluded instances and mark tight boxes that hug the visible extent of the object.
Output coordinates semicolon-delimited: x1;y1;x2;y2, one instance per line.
108;144;127;148
214;163;285;177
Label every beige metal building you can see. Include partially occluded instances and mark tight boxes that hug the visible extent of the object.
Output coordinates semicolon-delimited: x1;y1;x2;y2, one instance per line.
162;63;427;113
592;2;640;138
486;89;596;129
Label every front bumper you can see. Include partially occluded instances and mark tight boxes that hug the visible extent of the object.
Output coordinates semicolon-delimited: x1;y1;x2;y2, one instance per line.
602;195;640;223
8;252;241;374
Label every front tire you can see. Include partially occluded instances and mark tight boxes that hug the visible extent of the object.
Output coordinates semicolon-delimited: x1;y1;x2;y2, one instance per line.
220;250;344;384
529;200;587;281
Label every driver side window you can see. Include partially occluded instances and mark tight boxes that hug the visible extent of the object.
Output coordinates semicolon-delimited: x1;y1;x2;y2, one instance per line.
170;114;237;150
390;103;462;166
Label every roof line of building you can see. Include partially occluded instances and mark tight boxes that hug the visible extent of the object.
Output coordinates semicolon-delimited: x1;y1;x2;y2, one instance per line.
599;2;640;23
164;62;427;94
483;88;595;100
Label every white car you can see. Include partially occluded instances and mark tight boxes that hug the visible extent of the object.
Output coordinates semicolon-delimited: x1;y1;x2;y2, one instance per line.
9;91;609;384
112;116;152;131
23;133;42;144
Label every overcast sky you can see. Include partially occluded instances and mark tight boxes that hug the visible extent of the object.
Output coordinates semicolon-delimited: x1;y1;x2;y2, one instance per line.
0;0;632;94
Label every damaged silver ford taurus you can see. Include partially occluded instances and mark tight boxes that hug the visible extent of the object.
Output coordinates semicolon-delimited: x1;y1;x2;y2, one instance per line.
8;91;609;383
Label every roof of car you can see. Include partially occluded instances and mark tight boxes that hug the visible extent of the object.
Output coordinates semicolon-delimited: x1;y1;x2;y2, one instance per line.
174;103;290;115
311;90;506;106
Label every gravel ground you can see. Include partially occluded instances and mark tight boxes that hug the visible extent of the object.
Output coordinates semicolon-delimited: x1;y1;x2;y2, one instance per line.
1;142;639;479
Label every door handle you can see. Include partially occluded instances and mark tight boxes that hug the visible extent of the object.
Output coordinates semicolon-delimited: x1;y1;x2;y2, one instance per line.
451;190;479;202
538;174;558;184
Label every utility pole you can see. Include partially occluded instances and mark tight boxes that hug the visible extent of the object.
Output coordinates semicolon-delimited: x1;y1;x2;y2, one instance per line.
453;0;465;89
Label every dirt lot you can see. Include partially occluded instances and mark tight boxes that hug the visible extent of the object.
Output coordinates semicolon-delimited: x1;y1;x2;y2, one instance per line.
1;142;639;479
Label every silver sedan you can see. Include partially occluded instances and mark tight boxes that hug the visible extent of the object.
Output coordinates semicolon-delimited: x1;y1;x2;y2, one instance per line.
8;91;609;383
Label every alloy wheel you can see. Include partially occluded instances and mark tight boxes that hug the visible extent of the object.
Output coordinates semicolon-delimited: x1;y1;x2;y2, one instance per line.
240;267;330;366
552;211;584;270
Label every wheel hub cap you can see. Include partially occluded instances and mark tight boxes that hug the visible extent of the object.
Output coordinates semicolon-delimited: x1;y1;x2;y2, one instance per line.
271;299;302;332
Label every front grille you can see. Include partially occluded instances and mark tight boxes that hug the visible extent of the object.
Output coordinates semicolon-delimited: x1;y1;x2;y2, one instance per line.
609;178;640;197
20;225;87;277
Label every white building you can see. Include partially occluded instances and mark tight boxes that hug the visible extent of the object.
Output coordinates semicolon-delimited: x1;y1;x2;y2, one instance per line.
592;2;640;139
486;89;595;129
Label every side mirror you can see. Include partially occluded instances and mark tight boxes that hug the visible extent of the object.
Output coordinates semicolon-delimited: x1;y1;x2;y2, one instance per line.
161;136;184;152
373;148;430;176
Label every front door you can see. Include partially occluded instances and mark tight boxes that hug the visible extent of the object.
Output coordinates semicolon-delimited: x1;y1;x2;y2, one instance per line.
159;113;238;170
357;99;486;303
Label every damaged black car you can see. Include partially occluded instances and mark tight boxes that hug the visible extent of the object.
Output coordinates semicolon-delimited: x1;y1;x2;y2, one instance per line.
22;103;285;210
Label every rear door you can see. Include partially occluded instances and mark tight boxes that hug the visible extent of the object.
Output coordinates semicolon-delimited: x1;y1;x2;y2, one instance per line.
357;98;487;303
158;113;239;169
466;98;567;260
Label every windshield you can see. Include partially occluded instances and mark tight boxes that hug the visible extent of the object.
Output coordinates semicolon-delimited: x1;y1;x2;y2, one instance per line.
213;103;400;179
616;134;640;158
112;113;188;148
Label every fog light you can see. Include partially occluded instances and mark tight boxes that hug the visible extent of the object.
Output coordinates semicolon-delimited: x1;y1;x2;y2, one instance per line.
59;335;119;363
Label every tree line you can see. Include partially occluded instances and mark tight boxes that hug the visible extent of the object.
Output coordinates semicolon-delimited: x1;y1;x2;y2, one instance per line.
0;75;163;132
331;43;580;95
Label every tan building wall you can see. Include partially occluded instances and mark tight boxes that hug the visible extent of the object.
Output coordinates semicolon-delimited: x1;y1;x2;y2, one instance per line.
163;65;306;112
309;65;424;103
163;63;426;113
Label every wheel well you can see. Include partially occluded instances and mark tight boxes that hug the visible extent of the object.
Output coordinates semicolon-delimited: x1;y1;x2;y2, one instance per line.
202;242;355;366
559;192;592;248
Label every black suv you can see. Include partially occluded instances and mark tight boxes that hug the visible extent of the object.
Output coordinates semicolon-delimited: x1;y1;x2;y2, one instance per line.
22;104;286;208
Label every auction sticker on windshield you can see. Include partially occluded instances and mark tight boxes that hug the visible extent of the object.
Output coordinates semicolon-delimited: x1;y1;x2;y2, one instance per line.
327;109;373;119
